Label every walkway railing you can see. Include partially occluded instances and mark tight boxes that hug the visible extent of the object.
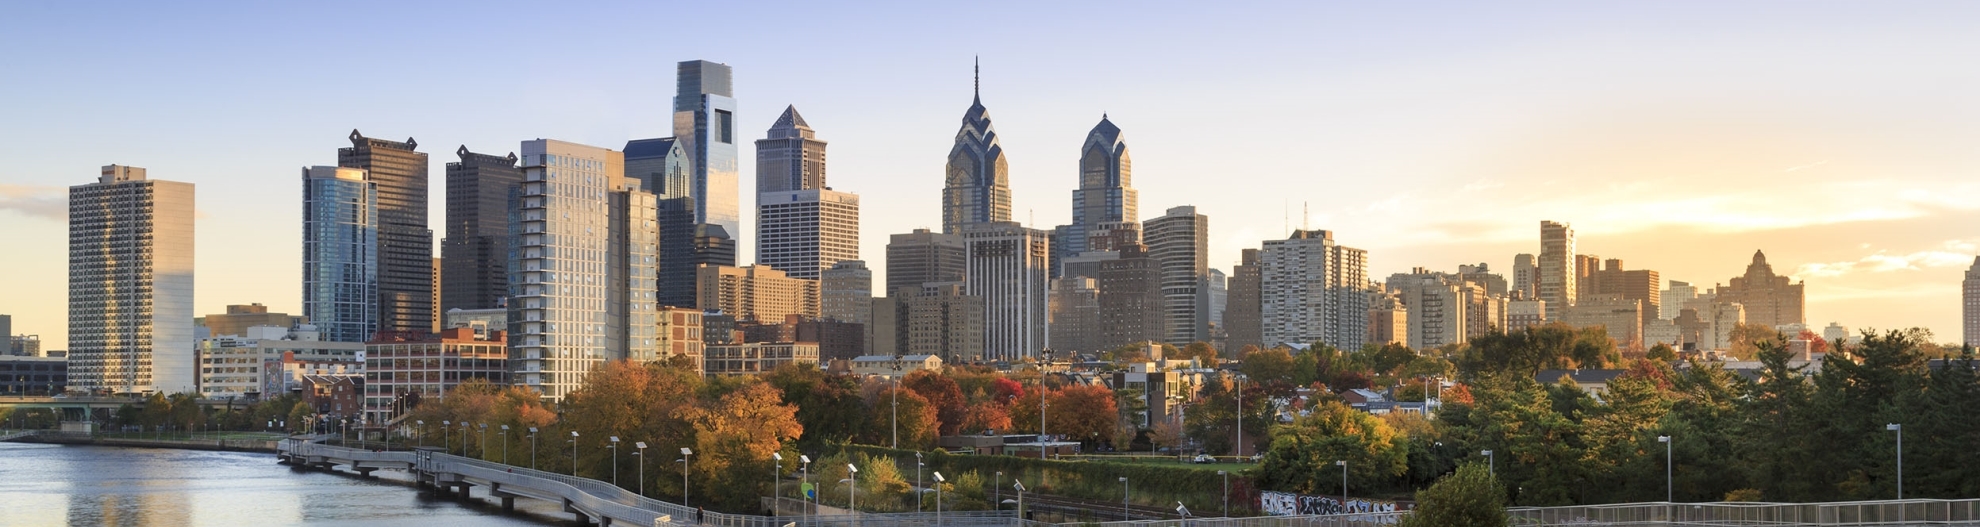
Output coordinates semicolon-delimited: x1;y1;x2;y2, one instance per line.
1507;499;1980;526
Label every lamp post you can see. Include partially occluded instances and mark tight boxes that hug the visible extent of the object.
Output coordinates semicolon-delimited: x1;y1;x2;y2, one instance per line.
478;424;488;460
528;427;538;471
1235;376;1245;458
1218;470;1229;517
635;442;648;497
1012;480;1027;520
1482;449;1495;479
1119;476;1131;521
800;455;813;522
442;420;451;453
892;355;903;449
460;422;470;458
1657;435;1672;502
995;471;1003;512
681;447;695;506
1888;423;1903;500
772;452;783;518
500;425;511;465
843;463;860;514
609;436;621;487
416;420;425;448
1337;460;1348;506
933;472;945;526
915;451;924;512
1041;349;1053;442
569;431;580;477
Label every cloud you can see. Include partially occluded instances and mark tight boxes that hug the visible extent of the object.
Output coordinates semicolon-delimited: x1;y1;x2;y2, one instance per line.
1792;240;1978;280
0;184;66;220
1782;160;1829;173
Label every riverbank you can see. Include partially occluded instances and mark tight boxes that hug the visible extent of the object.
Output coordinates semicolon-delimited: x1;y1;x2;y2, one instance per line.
11;431;281;454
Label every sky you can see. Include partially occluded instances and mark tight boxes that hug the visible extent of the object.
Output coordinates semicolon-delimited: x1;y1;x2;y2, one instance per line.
3;2;1979;347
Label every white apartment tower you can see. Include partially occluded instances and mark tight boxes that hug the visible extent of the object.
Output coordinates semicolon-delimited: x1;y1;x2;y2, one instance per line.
69;165;196;394
964;222;1049;361
1539;221;1577;320
508;139;657;402
1260;230;1369;349
1965;257;1980;345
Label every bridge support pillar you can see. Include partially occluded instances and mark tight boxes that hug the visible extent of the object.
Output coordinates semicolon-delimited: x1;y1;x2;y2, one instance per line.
501;496;514;511
355;467;376;478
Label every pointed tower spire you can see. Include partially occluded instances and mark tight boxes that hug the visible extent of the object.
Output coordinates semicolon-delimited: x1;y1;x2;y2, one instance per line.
974;55;981;103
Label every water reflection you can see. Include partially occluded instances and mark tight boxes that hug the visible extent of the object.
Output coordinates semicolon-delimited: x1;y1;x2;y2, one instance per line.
0;443;561;526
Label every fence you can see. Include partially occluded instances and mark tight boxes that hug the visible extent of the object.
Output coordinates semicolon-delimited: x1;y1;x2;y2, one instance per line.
1507;499;1980;526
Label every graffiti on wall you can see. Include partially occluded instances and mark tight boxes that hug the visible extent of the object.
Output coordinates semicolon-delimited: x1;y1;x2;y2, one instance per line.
1259;491;1399;518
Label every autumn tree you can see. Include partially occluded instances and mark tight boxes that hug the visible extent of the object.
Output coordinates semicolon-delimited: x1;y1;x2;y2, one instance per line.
904;370;967;435
765;363;865;448
862;386;938;450
957;403;1012;435
1401;463;1505;527
681;379;805;511
1181;341;1221;367
1255;399;1408;496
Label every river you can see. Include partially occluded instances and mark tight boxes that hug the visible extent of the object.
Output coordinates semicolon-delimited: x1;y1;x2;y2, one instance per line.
0;442;569;526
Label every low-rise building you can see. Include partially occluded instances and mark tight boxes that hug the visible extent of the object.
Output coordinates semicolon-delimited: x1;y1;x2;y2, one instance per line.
657;307;705;373
196;325;364;400
848;354;944;377
1108;361;1203;428
704;342;819;376
0;356;66;395
303;374;363;422
443;308;508;339
362;327;507;426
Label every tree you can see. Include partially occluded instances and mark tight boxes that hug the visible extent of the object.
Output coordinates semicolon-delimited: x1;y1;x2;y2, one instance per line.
766;363;866;448
1401;463;1505;527
681;379;805;511
903;370;967;435
957;402;1012;435
1456;323;1616;380
1647;342;1678;362
1241;347;1298;386
1182;342;1221;367
1150;419;1186;452
1184;375;1272;455
1050;384;1121;447
1255;400;1408;496
862;386;938;450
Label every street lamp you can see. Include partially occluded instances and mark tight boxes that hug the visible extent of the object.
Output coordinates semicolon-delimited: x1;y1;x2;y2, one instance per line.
569;431;580;477
800;455;813;521
1888;423;1903;500
915;451;924;512
442;420;452;453
635;442;648;497
681;447;695;506
772;452;783;518
1011;480;1027;520
460;422;470;458
1235;376;1245;457
478;424;488;460
1337;460;1348;506
500;425;510;465
995;471;1004;512
1120;476;1131;521
416;420;425;448
1218;470;1229;517
842;463;860;514
528;427;539;471
609;436;621;487
933;472;945;525
892;355;903;449
1657;435;1672;503
1482;449;1495;479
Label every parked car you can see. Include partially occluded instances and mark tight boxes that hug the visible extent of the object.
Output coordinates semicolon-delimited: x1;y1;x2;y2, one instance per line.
1192;454;1215;464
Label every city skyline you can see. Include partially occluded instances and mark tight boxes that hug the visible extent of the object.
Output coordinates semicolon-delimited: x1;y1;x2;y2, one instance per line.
6;3;1980;345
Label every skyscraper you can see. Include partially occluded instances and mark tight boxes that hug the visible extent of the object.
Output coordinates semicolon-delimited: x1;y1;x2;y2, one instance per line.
1714;251;1805;329
339;131;433;336
69;165;195;394
1512;253;1538;299
626;137;727;309
1225;249;1264;352
757;189;860;280
1538;221;1576;321
441;147;522;313
963;222;1049;361
756;105;827;193
1053;115;1136;277
1099;243;1164;349
508;139;656;401
886;229;968;293
696;265;819;323
942;62;1012;234
674;60;740;239
302;166;378;343
1966;257;1980;346
1260;230;1369;349
1662;280;1699;321
1577;258;1661;327
1146;206;1209;345
820;260;873;327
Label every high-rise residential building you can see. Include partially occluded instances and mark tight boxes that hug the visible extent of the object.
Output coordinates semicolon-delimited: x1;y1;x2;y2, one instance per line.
1457;263;1509;298
1049;277;1103;353
697;265;819;324
1662;280;1699;320
441;147;522;313
1146;206;1210;345
886;229;967;293
1563;294;1644;349
1208;269;1228;328
1225;249;1264;351
68;165;195;394
1577;258;1661;327
1052;115;1136;277
1966;257;1980;345
1512;254;1539;299
1538;221;1577;320
9;336;43;358
756;105;827;193
757;188;860;280
872;283;985;363
1386;268;1505;350
200;304;308;339
338;131;433;336
508;139;657;402
821;260;872;325
1366;290;1408;347
963;222;1049;361
1714;251;1806;329
942;63;1012;234
1099;244;1164;350
1824;322;1851;344
674;60;740;239
302;166;378;343
1260;230;1369;349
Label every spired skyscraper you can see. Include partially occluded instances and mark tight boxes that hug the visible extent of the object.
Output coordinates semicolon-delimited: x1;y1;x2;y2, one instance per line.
302;166;378;343
441;146;522;313
943;61;1012;235
755;106;859;280
674;60;741;240
69;165;195;394
1053;115;1137;278
339;131;434;334
755;105;827;194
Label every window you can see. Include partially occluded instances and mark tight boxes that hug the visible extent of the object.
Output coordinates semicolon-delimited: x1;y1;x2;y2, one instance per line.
716;110;734;144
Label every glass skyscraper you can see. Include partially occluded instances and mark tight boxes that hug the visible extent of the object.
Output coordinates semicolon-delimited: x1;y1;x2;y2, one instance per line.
302;166;379;343
1052;115;1137;277
674;60;740;240
441;147;522;313
943;62;1012;234
338;130;433;334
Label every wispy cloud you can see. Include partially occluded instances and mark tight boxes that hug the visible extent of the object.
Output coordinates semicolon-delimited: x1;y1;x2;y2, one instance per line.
1782;160;1830;173
0;184;65;220
1792;239;1978;279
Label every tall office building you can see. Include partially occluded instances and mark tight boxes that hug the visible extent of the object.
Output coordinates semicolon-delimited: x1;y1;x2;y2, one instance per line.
756;105;827;193
1146;206;1209;345
302;166;379;343
1260;230;1369;349
674;60;740;239
886;229;968;293
626;137;729;308
339;131;433;336
1052;115;1136;277
757;189;860;280
942;63;1012;234
821;260;873;326
508;139;657;401
1714;250;1805;329
1538;221;1577;320
1098;244;1164;349
68;165;195;394
1966;258;1980;346
441;147;522;312
871;283;984;363
1225;249;1264;351
963;222;1048;360
1577;258;1661;327
1049;277;1103;353
1512;254;1538;299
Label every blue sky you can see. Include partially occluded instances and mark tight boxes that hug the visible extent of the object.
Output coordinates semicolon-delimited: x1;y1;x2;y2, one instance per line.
5;2;1980;345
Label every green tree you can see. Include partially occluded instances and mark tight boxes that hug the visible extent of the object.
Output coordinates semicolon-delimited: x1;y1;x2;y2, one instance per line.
765;363;866;448
1401;462;1505;527
1255;400;1408;496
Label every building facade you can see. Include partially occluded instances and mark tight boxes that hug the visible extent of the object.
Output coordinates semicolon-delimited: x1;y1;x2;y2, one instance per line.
1967;257;1980;346
942;66;1012;234
1714;251;1806;329
886;229;968;293
696;265;820;324
1259;230;1369;349
964;222;1049;361
1049;277;1103;353
363;327;507;425
1366;290;1408;346
757;188;860;280
1099;244;1164;350
69;165;196;395
704;342;819;376
338;131;433;336
441;147;522;313
821;260;873;326
302;166;379;343
197;325;364;400
1539;221;1577;321
1661;281;1699;321
755;105;827;193
1225;249;1264;351
674;60;740;239
1577;257;1661;327
1562;294;1644;349
200;303;308;339
0;356;65;395
1147;206;1210;345
1053;115;1136;277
